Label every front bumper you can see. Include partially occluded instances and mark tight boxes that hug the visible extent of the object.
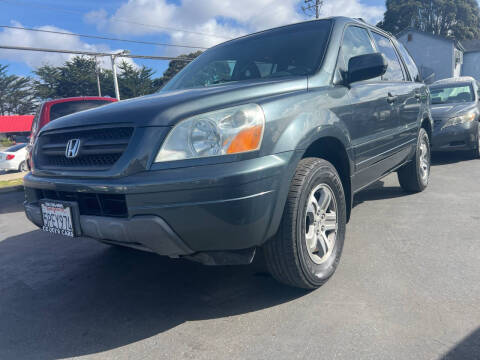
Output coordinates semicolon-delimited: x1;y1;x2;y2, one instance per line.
431;121;478;152
24;152;299;257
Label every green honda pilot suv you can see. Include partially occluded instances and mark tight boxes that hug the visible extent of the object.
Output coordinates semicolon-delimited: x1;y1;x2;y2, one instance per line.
24;17;432;289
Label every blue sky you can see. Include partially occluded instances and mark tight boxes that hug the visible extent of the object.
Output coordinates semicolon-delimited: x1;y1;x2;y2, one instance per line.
0;0;386;78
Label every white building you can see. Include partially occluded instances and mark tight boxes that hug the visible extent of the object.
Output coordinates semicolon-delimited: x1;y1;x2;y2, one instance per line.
397;28;464;83
461;40;480;81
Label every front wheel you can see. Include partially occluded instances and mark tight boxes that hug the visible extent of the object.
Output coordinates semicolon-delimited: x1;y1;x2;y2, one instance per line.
263;158;347;289
397;128;430;193
470;122;480;159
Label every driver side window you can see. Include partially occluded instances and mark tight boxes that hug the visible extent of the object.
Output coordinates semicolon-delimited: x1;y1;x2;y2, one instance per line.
334;26;375;83
340;26;375;69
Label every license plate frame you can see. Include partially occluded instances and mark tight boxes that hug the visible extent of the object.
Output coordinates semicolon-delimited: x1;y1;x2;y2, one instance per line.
40;200;81;237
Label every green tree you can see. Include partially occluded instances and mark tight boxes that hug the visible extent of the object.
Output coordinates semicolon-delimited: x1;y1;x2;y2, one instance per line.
0;64;36;115
154;51;202;89
378;0;480;40
33;52;202;101
34;57;116;100
117;60;157;98
33;65;60;100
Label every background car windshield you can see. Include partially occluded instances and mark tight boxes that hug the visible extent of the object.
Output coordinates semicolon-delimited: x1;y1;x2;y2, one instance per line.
50;100;113;121
5;143;26;152
163;20;332;91
430;84;474;104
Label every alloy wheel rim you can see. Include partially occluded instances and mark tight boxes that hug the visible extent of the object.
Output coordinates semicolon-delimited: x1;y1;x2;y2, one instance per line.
304;184;338;264
419;137;429;183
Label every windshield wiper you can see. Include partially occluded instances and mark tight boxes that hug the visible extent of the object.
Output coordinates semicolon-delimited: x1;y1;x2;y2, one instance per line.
208;79;236;86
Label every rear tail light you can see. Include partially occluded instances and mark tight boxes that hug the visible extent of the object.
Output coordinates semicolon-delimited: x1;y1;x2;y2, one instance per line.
6;154;15;160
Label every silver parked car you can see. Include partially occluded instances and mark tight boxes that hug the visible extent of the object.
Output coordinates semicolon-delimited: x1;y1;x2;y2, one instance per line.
429;76;480;158
0;143;28;172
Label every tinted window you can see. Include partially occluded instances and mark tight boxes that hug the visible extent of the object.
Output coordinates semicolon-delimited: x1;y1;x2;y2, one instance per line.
50;100;113;121
395;41;420;82
163;20;333;90
6;143;26;152
429;83;474;104
340;26;375;67
371;32;404;81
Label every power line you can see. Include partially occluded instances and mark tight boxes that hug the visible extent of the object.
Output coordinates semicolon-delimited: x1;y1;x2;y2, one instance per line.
0;25;208;50
0;0;231;40
0;45;194;62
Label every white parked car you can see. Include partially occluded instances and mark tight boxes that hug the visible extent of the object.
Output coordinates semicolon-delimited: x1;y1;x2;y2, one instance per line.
0;143;28;172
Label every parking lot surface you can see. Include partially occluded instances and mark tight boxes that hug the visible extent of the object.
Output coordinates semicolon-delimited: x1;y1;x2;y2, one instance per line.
0;153;479;360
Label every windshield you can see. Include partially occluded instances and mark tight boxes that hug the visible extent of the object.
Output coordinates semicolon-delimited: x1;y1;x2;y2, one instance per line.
430;83;474;104
163;20;332;91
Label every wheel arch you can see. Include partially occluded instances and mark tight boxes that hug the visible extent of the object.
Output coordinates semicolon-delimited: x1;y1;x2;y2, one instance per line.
421;114;433;141
302;136;353;222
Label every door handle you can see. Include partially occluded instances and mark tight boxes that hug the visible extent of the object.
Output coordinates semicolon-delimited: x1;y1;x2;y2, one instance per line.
387;93;397;104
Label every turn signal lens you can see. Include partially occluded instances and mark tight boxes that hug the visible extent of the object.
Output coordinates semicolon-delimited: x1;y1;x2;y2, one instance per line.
227;125;263;154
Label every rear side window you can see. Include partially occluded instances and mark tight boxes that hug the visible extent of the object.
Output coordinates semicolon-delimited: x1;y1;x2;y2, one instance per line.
6;143;26;152
395;41;421;82
50;100;113;121
30;104;43;136
371;32;405;81
340;26;375;67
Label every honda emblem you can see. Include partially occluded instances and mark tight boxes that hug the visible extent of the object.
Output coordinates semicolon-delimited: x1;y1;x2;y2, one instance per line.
65;139;81;158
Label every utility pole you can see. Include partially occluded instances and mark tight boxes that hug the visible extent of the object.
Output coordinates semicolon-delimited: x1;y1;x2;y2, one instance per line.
110;50;129;101
110;55;120;100
94;56;102;97
302;0;323;19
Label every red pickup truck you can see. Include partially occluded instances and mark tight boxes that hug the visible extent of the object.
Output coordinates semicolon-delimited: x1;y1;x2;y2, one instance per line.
28;97;117;169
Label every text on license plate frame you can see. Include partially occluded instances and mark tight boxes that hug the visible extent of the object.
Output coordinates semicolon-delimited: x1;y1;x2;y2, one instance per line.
40;201;76;237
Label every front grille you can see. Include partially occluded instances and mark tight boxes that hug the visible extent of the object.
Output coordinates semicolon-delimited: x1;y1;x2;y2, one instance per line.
36;127;133;170
37;189;128;218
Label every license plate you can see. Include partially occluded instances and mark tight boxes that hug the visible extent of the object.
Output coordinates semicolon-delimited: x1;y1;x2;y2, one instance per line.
41;201;75;237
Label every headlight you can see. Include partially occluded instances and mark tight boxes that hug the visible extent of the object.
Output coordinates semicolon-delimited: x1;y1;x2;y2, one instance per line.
442;112;476;129
155;104;265;162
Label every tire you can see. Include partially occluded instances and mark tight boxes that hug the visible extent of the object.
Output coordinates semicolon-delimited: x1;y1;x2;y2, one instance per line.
18;161;27;172
397;128;430;193
470;122;480;159
263;158;347;289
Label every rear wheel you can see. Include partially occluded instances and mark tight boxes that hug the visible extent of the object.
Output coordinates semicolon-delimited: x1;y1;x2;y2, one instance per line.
18;161;27;172
263;158;346;289
398;128;430;193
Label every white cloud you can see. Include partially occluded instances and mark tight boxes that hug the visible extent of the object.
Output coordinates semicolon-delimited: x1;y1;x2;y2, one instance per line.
85;0;303;52
1;1;386;71
320;0;384;25
85;0;384;54
0;21;138;70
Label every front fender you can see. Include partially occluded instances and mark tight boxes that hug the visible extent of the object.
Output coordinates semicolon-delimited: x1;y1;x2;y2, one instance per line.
259;86;352;156
258;87;354;238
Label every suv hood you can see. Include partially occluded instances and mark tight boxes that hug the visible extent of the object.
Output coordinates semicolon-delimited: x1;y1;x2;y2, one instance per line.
39;77;307;133
430;102;477;120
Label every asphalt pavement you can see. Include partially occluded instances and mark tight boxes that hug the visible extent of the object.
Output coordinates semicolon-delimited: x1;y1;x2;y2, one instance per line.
0;152;479;360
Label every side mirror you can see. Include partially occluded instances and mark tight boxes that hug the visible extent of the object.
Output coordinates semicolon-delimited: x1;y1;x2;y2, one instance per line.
346;52;387;84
